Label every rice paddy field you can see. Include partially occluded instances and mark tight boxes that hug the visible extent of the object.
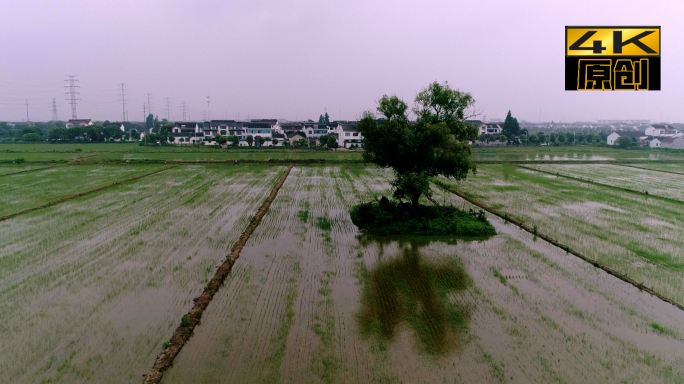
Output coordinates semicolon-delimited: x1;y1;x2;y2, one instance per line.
1;158;683;383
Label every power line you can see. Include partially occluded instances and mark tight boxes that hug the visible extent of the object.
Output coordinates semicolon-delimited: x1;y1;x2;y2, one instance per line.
51;98;58;121
119;83;128;122
64;75;80;119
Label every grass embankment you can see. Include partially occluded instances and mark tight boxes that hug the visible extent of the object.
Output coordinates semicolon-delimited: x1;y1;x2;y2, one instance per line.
350;198;495;237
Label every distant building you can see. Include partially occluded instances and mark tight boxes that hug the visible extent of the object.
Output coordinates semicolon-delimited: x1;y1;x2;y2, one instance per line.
286;131;307;146
649;138;661;148
66;119;93;129
660;137;684;149
304;123;328;139
607;130;645;145
645;124;679;138
245;122;273;145
484;123;502;135
335;123;363;148
170;122;204;144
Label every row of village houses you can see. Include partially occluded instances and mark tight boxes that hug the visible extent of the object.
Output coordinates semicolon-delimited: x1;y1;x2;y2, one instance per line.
469;120;684;149
63;118;684;149
606;124;684;149
166;119;363;148
168;119;502;147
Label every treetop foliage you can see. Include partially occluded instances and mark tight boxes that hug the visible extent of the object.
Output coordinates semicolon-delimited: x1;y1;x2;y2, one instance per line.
357;81;477;206
413;81;478;141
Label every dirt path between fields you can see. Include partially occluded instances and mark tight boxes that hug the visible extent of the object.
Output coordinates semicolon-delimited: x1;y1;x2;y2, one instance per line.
433;179;684;313
0;166;176;223
141;164;294;384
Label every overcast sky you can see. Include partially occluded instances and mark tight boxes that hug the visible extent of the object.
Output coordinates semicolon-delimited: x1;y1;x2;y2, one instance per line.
0;0;681;123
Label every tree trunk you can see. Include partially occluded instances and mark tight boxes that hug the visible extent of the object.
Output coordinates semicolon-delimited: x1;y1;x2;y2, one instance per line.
411;192;421;207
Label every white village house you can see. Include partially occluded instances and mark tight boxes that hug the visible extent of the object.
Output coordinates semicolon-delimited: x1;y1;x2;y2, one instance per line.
66;119;93;129
660;136;684;149
607;130;646;145
335;123;363;148
645;124;679;138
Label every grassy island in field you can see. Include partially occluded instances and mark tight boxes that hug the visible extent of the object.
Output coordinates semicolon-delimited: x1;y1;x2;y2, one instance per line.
350;197;495;236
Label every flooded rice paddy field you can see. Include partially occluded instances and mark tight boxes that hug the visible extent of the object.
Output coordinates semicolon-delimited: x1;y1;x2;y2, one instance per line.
2;163;683;383
0;164;168;217
440;164;684;308
524;163;684;201
0;164;283;383
163;165;683;383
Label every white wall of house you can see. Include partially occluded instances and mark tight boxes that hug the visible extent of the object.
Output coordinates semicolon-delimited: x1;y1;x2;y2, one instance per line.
649;139;661;148
607;132;620;145
245;128;272;139
336;126;363;148
662;137;684;150
645;126;661;136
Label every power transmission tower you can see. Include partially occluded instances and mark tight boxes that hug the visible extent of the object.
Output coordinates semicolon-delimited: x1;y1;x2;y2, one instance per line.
202;111;206;121
145;93;153;116
25;99;29;122
51;98;58;121
180;101;187;122
143;103;147;123
64;75;80;119
118;83;128;122
165;97;171;121
206;96;211;121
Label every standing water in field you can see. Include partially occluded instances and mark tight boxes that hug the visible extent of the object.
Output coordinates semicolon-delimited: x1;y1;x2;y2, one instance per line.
356;237;476;356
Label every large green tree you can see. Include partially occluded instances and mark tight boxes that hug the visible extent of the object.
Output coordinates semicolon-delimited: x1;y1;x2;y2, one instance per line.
358;82;477;207
502;110;520;139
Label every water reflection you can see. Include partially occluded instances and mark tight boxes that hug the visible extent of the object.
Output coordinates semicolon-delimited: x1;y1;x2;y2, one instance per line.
357;237;472;355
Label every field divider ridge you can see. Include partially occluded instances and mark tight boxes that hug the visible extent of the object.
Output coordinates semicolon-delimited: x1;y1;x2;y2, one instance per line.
0;165;62;177
142;164;294;384
515;164;684;205
432;179;684;313
614;163;684;177
0;165;176;223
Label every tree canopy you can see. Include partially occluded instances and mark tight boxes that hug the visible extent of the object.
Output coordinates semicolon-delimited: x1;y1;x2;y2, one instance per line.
413;81;478;141
502;110;520;139
358;81;477;206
